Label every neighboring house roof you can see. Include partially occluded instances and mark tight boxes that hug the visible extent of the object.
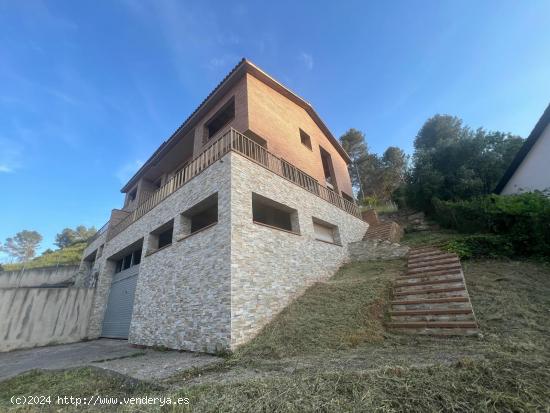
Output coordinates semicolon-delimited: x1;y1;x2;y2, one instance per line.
121;58;351;193
495;102;550;194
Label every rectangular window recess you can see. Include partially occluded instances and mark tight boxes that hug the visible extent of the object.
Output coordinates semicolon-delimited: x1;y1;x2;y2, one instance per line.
252;193;300;233
180;193;218;238
205;97;235;140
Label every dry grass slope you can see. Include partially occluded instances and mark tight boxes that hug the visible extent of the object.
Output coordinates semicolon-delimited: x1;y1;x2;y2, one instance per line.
1;244;549;412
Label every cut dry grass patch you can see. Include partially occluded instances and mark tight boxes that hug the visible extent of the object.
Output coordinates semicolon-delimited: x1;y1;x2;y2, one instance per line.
1;248;549;412
0;367;160;412
234;259;405;360
173;356;550;413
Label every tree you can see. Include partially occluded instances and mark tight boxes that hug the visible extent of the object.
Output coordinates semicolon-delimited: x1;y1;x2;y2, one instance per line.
414;114;464;150
340;128;368;199
406;114;524;211
0;230;43;262
54;225;97;248
381;146;408;199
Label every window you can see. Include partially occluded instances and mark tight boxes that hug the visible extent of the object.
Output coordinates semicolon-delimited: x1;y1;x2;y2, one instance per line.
180;193;218;238
205;97;235;141
128;188;137;202
312;218;341;245
252;193;300;233
114;248;142;274
319;146;336;190
158;227;173;249
148;219;174;253
123;253;132;270
300;129;312;150
132;249;142;265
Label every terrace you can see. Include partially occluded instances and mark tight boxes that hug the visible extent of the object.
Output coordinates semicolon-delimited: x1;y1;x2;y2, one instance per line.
89;128;361;244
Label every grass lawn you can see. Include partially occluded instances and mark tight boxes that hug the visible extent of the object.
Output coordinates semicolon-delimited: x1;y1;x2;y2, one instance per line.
1;230;549;412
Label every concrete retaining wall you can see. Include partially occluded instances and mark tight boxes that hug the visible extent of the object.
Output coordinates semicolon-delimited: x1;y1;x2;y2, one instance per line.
0;265;79;288
0;288;94;352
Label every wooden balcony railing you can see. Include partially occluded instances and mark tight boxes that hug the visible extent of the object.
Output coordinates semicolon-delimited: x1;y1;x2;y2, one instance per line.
106;128;361;241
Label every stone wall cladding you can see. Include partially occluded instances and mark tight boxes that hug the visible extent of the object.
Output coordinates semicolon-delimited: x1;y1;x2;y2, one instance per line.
87;158;232;353
229;153;368;348
84;152;367;353
349;239;410;262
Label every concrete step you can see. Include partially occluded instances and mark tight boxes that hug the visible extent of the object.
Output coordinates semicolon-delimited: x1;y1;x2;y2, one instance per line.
408;253;456;264
391;296;470;312
388;325;480;336
395;281;464;294
388;320;477;327
395;277;463;289
408;249;440;259
407;263;462;275
388;321;479;336
408;257;459;269
391;308;475;322
399;269;462;280
396;273;464;284
394;286;467;300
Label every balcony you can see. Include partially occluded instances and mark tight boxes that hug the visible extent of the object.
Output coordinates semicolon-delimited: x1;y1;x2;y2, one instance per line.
102;128;361;242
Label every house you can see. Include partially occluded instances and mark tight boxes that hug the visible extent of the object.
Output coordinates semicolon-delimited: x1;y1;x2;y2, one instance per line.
495;103;550;195
80;58;368;353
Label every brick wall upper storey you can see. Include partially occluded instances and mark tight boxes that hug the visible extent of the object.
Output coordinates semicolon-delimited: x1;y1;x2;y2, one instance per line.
119;60;354;208
245;74;353;197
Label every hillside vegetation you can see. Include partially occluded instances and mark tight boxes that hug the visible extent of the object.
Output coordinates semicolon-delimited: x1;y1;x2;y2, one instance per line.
2;242;86;271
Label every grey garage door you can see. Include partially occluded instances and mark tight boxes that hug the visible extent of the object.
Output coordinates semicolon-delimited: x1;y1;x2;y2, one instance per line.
101;265;139;339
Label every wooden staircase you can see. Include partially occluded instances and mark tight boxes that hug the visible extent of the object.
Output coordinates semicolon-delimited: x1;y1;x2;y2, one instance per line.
387;246;480;336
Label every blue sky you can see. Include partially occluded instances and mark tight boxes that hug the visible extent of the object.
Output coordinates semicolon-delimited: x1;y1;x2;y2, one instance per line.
1;0;549;257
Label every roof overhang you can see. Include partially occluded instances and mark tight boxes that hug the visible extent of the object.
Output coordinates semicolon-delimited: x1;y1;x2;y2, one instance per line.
494;102;550;194
121;58;351;193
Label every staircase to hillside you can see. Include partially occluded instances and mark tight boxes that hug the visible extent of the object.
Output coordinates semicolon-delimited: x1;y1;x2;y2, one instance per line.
362;209;404;243
387;246;480;336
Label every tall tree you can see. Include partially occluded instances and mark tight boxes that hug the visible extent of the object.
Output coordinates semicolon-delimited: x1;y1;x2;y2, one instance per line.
340;128;368;199
406;114;524;211
1;230;42;262
55;225;97;248
381;146;408;199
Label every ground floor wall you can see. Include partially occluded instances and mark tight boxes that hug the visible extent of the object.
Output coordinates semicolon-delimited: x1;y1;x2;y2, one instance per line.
0;287;94;352
229;153;368;347
83;152;367;353
86;159;232;353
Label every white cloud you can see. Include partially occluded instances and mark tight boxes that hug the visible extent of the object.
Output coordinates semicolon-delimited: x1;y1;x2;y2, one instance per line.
116;160;144;184
299;52;314;70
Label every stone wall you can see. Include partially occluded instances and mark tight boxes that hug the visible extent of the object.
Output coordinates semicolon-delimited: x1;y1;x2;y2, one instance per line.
86;158;232;353
82;152;368;353
229;153;368;347
0;287;94;352
0;265;79;288
349;239;410;262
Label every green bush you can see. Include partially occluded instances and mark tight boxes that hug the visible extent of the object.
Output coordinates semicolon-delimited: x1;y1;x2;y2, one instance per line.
442;234;515;259
432;192;550;260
